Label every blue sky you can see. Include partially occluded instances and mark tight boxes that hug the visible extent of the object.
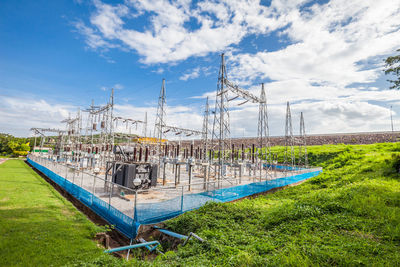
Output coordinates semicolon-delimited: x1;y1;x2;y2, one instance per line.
1;0;400;137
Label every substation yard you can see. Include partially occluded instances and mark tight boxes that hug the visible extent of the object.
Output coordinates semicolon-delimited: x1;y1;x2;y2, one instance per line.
27;54;316;239
33;155;319;212
28;154;321;238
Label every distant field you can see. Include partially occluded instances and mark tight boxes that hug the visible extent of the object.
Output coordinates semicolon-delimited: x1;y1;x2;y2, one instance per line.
1;143;400;266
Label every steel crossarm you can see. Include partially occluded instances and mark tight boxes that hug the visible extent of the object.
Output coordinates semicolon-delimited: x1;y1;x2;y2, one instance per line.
162;124;204;136
30;127;66;134
223;78;263;103
114;116;145;125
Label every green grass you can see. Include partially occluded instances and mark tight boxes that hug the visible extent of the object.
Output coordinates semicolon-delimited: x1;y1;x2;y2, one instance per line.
74;143;400;266
2;143;400;266
0;160;106;266
146;143;400;266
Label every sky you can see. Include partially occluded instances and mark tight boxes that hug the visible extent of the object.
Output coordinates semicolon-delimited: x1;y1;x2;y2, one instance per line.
1;0;400;138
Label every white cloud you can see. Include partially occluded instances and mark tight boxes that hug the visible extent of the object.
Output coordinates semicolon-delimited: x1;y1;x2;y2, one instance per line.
180;67;200;81
74;20;118;50
180;66;214;81
21;0;400;137
152;68;164;74
75;0;303;64
0;96;74;137
114;83;124;90
291;100;393;134
229;0;400;87
101;83;124;91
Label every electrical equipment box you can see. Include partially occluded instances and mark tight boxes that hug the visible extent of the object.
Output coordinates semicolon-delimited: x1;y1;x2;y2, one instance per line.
108;162;158;190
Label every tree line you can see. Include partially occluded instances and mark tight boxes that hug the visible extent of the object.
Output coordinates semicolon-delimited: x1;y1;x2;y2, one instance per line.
0;133;35;157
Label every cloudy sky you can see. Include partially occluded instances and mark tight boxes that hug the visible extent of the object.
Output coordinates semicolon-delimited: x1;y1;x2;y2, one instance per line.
1;0;400;138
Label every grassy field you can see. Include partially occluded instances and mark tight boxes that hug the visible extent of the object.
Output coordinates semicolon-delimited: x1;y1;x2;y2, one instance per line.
1;143;400;266
150;143;400;266
74;143;400;266
0;160;106;266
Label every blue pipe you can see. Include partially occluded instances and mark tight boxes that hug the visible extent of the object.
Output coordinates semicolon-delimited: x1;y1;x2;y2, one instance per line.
153;226;188;239
104;241;160;253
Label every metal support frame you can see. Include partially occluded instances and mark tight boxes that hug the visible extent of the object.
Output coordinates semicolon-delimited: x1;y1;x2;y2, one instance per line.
257;83;271;180
284;102;295;172
210;53;231;187
298;112;308;167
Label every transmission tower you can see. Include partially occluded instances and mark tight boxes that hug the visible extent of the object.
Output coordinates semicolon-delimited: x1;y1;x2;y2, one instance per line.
211;53;231;185
154;79;166;141
201;97;210;160
154;79;166;179
257;83;271;179
284;102;295;171
298;112;308;167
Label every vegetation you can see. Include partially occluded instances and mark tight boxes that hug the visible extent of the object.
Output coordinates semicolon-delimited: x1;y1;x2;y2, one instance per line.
384;48;400;90
0;160;105;266
74;143;400;266
0;133;33;157
145;143;399;266
1;143;399;266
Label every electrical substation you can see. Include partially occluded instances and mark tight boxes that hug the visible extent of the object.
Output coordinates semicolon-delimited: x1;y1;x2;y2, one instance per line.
28;54;322;238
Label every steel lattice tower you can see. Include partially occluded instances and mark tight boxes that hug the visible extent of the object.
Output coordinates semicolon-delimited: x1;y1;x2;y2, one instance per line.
154;79;166;141
284;101;295;170
211;53;231;184
257;83;271;179
298;112;308;167
154;79;166;178
201;96;210;161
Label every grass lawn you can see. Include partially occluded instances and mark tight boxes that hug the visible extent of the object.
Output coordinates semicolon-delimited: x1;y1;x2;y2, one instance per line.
0;160;106;266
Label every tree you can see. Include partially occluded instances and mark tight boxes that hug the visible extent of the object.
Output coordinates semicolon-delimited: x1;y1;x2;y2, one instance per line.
7;140;19;151
384;49;400;90
18;142;30;152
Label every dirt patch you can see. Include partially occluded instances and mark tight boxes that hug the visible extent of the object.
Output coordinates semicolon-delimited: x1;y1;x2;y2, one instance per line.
342;230;379;241
0;158;8;165
61;208;75;217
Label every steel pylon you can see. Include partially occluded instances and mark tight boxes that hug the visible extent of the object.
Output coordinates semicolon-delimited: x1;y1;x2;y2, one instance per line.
257;83;271;179
284;101;295;171
298;112;308;167
210;53;231;186
201;97;210;161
